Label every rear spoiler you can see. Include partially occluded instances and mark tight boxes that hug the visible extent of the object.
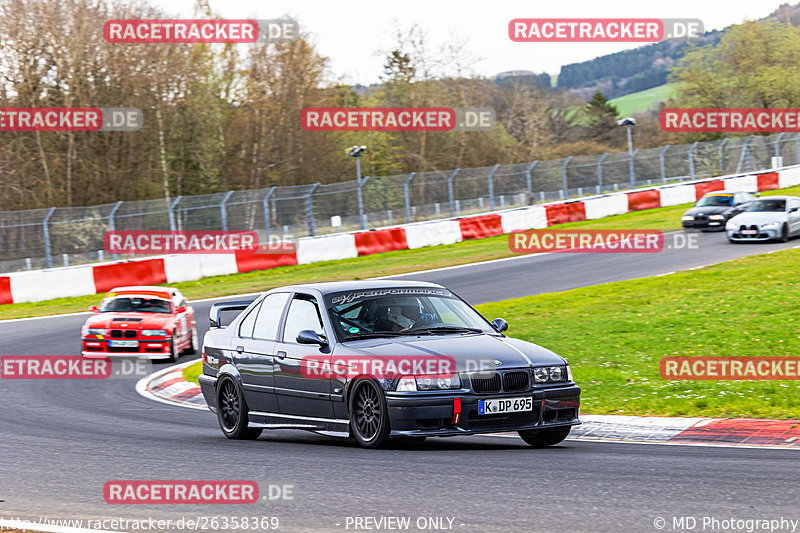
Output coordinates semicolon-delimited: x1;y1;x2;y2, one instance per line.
209;299;255;328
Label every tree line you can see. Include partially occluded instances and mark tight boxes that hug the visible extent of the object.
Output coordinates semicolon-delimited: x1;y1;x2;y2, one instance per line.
1;0;799;211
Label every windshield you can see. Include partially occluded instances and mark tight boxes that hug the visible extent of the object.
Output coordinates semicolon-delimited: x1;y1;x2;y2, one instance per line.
745;199;786;212
696;195;733;207
99;296;172;314
326;288;495;340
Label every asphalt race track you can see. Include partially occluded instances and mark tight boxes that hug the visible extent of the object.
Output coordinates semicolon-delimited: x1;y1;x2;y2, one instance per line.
1;233;799;532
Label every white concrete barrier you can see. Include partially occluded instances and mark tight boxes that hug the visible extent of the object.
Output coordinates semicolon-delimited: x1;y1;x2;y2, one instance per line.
659;184;697;207
500;206;548;232
724;175;758;193
583;194;629;219
296;234;358;264
404;220;463;249
10;266;96;303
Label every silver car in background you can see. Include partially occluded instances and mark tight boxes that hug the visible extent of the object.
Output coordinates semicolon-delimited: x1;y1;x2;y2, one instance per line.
726;196;800;242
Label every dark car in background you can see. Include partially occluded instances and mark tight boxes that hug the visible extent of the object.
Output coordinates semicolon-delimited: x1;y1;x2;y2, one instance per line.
199;280;580;449
681;191;757;231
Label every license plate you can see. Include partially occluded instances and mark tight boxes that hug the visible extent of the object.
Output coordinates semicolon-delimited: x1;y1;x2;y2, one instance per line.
741;229;757;235
478;396;533;415
109;340;138;348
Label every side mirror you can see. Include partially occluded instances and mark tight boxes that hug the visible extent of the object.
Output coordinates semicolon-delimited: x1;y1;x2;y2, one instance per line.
175;305;187;314
297;329;328;345
88;305;99;313
790;207;799;213
491;318;508;333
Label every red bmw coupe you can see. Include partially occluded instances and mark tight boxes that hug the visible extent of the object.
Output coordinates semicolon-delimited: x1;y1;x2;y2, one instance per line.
81;286;197;362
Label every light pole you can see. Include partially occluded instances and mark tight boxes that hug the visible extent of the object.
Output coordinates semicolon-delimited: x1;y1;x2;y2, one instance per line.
346;145;367;230
617;117;637;188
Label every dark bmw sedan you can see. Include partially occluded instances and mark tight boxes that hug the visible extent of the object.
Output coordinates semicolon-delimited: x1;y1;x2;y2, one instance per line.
199;280;580;448
681;191;757;231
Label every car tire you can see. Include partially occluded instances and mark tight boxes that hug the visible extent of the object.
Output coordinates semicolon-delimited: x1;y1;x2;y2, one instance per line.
349;380;391;449
166;332;178;363
780;224;789;243
518;426;571;447
216;376;262;440
184;327;198;355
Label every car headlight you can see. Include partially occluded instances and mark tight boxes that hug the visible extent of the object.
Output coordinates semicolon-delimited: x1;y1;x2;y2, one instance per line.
416;374;461;390
142;329;168;336
567;365;573;382
726;220;739;230
85;328;108;336
681;215;694;221
708;214;724;220
533;366;568;383
761;222;780;229
396;377;417;392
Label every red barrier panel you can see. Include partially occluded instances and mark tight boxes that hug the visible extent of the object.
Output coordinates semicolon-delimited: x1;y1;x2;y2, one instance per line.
0;276;12;305
459;214;504;240
354;228;409;256
757;172;780;192
93;259;167;293
694;180;725;200
544;202;586;226
234;250;298;274
626;189;661;211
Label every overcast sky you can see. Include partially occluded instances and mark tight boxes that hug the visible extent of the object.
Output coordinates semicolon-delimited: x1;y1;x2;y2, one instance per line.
152;0;791;84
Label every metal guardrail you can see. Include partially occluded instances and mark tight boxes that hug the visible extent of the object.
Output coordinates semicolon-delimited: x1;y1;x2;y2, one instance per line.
1;132;797;273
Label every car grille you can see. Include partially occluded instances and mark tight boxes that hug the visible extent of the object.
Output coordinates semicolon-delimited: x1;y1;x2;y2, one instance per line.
110;330;137;338
502;371;529;392
471;372;501;393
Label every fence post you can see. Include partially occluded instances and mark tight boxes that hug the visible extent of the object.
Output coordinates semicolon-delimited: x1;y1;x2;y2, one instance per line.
525;161;537;202
358;177;370;230
597;153;608;190
487;164;499;211
263;186;276;241
561;157;572;198
169;196;181;231
717;139;728;174
735;136;753;174
307;183;320;237
43;207;56;269
447;168;460;218
659;145;671;181
220;190;234;231
688;142;699;180
108;201;122;260
774;132;784;158
628;148;636;187
404;172;415;223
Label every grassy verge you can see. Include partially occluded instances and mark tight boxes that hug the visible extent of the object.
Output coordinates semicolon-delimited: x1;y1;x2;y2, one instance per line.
479;247;800;419
182;361;202;384
3;184;799;320
609;83;677;116
182;245;800;418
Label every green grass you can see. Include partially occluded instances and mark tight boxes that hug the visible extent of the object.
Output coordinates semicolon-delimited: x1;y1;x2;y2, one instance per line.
3;184;799;320
183;361;202;384
609;83;677;116
183;246;800;418
478;247;800;419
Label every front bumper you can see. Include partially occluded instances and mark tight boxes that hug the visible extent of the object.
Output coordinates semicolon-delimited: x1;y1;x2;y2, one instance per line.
385;384;580;437
726;226;781;241
82;338;171;359
682;219;725;231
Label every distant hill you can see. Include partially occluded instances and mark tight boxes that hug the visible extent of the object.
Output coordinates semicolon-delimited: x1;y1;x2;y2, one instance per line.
493;70;551;90
555;2;800;100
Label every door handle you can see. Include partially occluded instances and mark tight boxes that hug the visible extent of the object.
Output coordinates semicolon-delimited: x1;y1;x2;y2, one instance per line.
235;345;244;354
276;351;287;360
